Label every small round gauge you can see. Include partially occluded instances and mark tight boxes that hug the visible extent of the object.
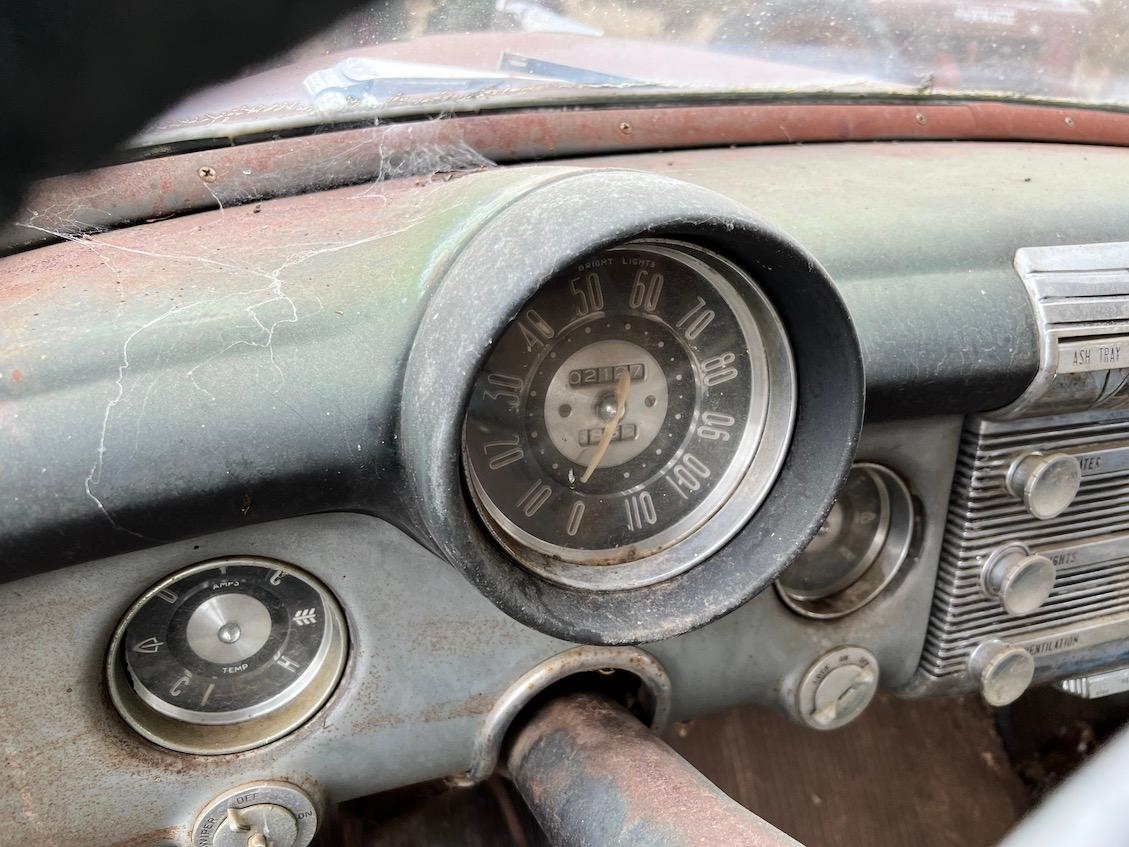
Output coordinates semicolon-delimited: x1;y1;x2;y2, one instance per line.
462;239;796;589
776;463;916;619
107;558;347;755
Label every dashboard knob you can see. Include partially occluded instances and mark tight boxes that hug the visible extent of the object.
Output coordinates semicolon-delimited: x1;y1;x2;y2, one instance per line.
796;646;879;730
981;542;1055;616
1006;452;1081;520
214;805;297;847
969;640;1034;706
192;782;318;847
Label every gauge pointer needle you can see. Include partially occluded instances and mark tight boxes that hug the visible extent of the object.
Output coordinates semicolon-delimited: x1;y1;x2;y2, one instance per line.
580;369;631;483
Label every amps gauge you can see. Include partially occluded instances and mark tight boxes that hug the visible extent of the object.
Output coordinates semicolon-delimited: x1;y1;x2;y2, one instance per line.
107;558;347;755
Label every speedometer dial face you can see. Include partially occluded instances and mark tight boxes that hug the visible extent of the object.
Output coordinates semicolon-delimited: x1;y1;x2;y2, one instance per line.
462;240;795;590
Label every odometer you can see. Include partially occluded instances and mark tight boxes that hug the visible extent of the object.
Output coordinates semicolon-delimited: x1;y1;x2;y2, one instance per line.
462;240;796;590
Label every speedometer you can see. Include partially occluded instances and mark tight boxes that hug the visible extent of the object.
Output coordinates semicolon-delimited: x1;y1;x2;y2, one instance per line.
462;239;796;590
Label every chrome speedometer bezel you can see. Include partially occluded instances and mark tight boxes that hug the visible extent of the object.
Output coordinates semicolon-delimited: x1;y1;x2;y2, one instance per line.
462;239;796;591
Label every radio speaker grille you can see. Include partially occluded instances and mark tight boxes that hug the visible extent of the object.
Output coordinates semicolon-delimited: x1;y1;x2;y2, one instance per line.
921;412;1129;682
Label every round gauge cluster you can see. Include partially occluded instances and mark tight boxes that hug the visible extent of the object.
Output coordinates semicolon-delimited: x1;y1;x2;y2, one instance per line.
776;464;916;619
463;240;796;589
108;558;347;755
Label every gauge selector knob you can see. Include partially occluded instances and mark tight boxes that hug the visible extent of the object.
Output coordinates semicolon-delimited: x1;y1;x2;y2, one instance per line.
1006;452;1081;520
969;640;1034;706
981;542;1055;616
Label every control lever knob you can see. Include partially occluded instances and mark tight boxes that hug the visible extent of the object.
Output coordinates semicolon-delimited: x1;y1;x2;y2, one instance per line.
1006;452;1081;520
981;542;1055;616
192;783;317;847
970;640;1034;706
796;646;879;730
214;805;298;847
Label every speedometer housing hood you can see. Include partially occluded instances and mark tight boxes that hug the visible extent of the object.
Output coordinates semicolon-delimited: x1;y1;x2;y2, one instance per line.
401;169;863;644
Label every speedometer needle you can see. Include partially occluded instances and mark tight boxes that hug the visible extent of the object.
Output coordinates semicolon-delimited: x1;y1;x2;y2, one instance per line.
580;369;631;483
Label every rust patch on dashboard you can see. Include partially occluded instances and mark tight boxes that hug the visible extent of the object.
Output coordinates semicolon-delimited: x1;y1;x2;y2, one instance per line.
111;826;183;847
349;692;494;736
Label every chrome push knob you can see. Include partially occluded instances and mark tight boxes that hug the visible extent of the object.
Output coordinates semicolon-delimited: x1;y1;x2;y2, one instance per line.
1006;452;1081;520
969;640;1034;706
981;542;1055;616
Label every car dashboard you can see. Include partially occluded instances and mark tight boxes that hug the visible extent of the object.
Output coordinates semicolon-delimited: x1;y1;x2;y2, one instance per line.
5;133;1129;845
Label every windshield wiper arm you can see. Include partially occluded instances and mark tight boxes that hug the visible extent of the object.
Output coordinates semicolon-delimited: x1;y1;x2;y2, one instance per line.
303;57;545;114
499;51;647;86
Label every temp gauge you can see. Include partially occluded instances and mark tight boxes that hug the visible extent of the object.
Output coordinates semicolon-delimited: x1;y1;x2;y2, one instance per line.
463;239;796;590
107;558;347;755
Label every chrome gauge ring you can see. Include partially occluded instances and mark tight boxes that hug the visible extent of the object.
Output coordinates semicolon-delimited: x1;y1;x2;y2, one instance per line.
462;239;796;590
107;557;347;755
776;464;917;619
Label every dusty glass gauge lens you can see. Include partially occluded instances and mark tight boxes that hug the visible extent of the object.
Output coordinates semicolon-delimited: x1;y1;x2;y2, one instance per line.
777;464;916;619
462;239;796;590
108;558;347;755
778;468;891;601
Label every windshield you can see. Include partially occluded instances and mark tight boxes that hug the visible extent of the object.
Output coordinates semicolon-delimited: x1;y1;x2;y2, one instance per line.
146;0;1127;146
